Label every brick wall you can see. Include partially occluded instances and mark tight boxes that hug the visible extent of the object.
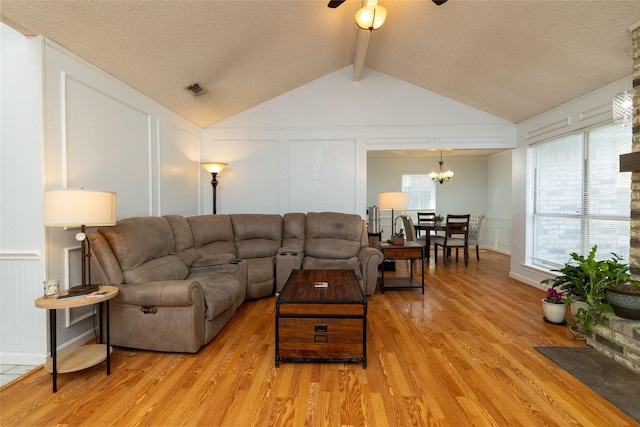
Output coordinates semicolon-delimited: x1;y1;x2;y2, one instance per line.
588;316;640;373
632;24;640;279
587;23;640;374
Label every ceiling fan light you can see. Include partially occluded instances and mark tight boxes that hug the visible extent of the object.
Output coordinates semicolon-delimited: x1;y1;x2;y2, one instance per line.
355;5;387;31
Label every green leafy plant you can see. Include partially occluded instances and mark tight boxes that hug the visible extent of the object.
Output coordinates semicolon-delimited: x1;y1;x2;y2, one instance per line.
540;245;629;334
433;215;444;223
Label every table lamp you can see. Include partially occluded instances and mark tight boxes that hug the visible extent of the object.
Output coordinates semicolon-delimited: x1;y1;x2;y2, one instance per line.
378;192;408;237
44;189;117;295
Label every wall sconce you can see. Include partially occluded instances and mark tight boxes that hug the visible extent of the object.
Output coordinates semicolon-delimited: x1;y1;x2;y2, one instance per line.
355;5;387;31
44;189;117;295
613;90;633;126
201;162;227;214
378;192;408;237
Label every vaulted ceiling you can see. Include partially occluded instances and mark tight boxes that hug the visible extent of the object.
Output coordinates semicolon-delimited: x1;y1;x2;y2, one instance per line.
2;1;639;128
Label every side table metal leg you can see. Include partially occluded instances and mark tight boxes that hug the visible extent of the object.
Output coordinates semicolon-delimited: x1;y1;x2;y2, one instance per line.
50;309;57;393
421;247;425;294
106;300;111;375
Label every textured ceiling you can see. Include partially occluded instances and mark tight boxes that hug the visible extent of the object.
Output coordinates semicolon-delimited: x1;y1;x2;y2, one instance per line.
2;0;639;128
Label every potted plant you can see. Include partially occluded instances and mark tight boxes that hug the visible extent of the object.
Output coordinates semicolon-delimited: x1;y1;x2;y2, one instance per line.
540;246;614;334
601;255;640;320
433;214;444;223
542;288;567;324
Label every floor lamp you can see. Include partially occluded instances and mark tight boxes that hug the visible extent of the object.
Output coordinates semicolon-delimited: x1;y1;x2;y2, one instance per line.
44;189;117;295
378;192;408;238
201;162;227;214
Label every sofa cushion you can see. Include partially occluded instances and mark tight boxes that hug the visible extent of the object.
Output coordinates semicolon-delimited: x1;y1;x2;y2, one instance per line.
164;215;194;253
124;254;189;284
231;214;282;259
282;212;306;253
304;212;362;259
189;272;242;319
99;217;176;272
243;257;276;284
187;215;237;256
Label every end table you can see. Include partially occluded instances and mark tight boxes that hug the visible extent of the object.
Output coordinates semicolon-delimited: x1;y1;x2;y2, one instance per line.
34;285;118;392
376;241;425;294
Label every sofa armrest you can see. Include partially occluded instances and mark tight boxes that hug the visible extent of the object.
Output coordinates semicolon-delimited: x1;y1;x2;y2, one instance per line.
275;251;303;292
192;253;235;267
115;280;203;307
358;247;384;296
189;257;245;289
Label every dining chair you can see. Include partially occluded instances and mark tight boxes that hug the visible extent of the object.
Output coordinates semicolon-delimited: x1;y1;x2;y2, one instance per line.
468;214;484;260
400;215;427;246
401;215;427;267
416;211;436;237
432;214;470;266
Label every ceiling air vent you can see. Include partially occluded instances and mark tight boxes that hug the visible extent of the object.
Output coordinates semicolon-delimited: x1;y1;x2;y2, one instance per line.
185;83;206;96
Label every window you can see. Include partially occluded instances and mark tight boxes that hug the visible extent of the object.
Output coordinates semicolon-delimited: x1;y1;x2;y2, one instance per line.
402;174;435;210
532;123;632;269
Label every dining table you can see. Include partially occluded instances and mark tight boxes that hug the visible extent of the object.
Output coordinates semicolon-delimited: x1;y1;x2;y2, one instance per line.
414;221;447;262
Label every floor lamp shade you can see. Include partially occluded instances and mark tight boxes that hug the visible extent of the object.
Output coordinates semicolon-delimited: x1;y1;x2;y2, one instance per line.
44;189;117;227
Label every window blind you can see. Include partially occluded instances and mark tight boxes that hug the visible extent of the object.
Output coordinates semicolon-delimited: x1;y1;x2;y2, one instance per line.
533;123;631;269
402;174;435;211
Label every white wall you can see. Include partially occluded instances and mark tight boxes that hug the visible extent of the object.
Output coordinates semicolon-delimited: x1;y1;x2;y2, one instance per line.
204;66;516;217
487;150;512;254
0;24;46;364
1;28;203;363
510;77;632;289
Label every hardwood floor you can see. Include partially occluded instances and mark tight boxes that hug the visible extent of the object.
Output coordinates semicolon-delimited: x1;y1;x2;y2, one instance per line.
2;250;637;426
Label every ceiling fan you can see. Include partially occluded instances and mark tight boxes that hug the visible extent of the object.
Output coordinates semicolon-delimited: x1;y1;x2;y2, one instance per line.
328;0;447;7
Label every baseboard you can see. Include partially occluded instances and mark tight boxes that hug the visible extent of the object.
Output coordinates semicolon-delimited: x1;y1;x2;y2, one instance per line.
0;352;46;365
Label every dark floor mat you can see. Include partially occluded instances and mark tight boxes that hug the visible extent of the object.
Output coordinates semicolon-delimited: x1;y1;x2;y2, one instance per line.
535;347;640;424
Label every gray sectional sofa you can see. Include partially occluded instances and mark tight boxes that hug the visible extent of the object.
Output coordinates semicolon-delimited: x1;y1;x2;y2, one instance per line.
89;211;383;353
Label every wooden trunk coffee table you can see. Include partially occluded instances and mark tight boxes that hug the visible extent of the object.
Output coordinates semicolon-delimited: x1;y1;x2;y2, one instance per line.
275;269;367;368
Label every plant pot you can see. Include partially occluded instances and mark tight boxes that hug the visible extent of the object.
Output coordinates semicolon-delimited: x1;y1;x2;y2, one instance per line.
542;299;567;324
570;301;589;318
605;286;640;320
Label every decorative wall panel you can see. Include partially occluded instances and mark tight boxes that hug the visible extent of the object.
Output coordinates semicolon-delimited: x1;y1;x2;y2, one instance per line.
159;121;201;215
65;76;151;217
288;139;357;213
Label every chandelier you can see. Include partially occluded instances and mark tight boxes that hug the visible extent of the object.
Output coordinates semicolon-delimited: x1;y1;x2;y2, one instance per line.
428;151;454;184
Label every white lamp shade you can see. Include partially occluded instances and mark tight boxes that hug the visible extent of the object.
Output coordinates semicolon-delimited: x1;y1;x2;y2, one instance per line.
378;192;408;210
200;162;227;173
44;189;117;227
